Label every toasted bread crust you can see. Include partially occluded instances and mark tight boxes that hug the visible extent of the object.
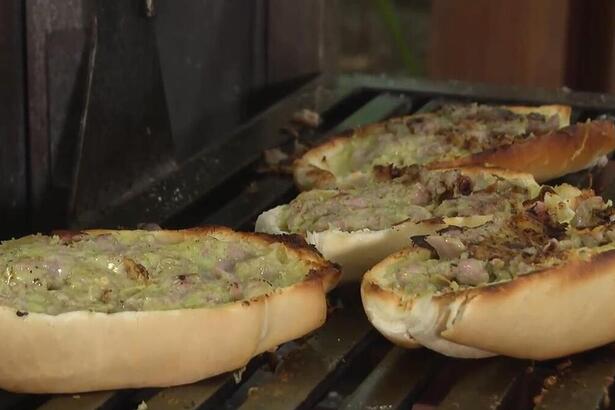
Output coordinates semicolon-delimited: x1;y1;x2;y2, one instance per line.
430;120;615;182
440;249;615;359
504;104;571;125
361;245;615;360
0;227;340;393
292;104;591;190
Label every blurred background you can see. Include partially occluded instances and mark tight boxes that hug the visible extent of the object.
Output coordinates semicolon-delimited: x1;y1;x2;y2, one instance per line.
2;0;615;238
339;0;615;92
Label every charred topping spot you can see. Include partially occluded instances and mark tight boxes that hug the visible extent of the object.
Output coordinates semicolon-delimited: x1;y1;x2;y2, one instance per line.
524;185;557;206
16;310;28;317
373;164;421;182
54;230;87;245
410;235;437;257
123;258;150;281
529;206;567;240
437;187;455;202
457;174;473;196
592;207;614;227
100;288;112;303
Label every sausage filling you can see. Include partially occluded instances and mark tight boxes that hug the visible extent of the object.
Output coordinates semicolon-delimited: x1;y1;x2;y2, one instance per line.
382;189;615;296
325;103;563;178
0;231;312;315
281;168;536;234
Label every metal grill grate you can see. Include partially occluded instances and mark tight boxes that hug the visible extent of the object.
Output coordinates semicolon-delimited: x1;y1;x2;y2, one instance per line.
8;75;615;410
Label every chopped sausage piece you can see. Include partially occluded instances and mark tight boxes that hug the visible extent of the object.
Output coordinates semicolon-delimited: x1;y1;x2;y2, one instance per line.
426;235;466;260
453;259;489;286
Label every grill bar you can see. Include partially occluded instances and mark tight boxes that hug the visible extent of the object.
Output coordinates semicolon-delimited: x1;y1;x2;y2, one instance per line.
0;392;31;410
71;76;349;229
340;348;441;410
37;392;117;410
200;93;413;229
436;358;531;410
339;74;615;110
234;290;373;410
144;372;249;410
536;347;615;410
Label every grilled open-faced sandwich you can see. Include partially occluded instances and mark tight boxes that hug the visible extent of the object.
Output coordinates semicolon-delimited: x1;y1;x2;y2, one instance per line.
0;227;340;393
294;102;615;190
361;185;615;360
257;166;541;283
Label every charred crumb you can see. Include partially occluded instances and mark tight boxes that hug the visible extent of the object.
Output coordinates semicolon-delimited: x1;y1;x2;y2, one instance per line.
555;358;573;372
437;187;455;202
410;235;437;257
291;109;321;128
544;221;567;240
543;375;558;387
456;174;473;196
258;232;323;256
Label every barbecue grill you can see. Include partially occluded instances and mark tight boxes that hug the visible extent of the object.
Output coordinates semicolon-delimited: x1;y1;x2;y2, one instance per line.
1;74;614;410
5;2;615;407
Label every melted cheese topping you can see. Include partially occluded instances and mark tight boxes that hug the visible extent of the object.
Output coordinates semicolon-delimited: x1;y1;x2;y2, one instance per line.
0;231;312;315
281;169;536;234
323;103;562;181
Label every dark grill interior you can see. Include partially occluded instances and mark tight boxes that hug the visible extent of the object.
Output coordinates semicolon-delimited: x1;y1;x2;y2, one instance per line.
6;75;615;409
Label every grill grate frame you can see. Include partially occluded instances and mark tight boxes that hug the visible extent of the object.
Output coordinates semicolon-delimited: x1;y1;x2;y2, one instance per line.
10;74;615;410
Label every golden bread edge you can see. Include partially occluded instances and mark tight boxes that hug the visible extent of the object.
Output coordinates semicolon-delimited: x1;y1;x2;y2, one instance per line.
0;227;339;393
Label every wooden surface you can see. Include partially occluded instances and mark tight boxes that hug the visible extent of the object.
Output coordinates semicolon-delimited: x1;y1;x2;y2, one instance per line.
267;0;337;84
429;0;570;89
